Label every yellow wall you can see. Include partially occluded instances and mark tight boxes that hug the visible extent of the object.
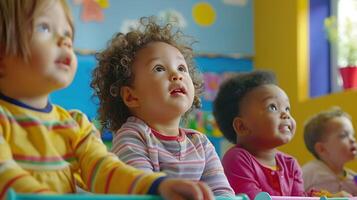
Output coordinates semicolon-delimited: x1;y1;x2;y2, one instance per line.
254;0;357;169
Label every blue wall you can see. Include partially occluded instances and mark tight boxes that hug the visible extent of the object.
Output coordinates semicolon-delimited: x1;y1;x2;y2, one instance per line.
68;0;253;55
309;0;331;97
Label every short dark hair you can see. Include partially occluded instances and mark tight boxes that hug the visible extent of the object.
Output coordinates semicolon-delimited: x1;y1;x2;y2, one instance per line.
213;70;277;144
91;17;203;132
303;107;351;159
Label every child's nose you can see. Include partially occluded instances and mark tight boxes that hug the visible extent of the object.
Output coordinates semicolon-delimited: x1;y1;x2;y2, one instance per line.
171;73;183;81
58;36;72;48
281;111;290;119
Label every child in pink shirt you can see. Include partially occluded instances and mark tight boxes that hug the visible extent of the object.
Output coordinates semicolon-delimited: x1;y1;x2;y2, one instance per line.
213;71;303;199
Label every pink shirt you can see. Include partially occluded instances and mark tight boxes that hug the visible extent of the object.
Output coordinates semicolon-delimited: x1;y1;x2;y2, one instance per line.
222;145;305;199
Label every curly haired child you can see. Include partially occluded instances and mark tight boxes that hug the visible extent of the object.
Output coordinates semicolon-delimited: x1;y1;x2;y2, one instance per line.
91;17;234;198
303;107;357;196
213;70;303;199
0;1;214;199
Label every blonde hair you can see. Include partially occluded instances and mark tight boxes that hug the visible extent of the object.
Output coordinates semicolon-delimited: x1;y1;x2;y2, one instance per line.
0;0;74;60
304;107;352;159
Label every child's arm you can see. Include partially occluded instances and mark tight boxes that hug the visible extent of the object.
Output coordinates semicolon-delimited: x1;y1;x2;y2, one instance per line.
309;189;353;197
0;133;53;198
200;137;235;197
71;111;163;194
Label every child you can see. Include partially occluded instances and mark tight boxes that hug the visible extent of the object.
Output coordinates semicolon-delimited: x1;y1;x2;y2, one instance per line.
91;17;234;198
0;1;214;199
302;107;357;196
213;70;303;199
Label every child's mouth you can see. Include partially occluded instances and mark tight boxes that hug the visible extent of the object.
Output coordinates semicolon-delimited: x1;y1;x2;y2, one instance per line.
170;87;186;95
279;124;291;133
350;146;357;155
55;57;71;69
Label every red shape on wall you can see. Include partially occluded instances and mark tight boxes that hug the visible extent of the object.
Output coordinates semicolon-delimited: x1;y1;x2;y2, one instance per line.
81;0;104;22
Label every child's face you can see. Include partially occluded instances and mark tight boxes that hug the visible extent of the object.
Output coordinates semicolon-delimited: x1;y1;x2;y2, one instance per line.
125;41;194;122
1;1;77;95
318;116;357;165
238;84;296;148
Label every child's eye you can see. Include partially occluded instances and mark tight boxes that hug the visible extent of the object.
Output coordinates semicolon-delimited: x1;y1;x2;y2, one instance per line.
178;65;187;72
36;22;50;33
285;107;290;112
153;65;165;72
268;104;278;111
64;30;73;39
340;132;349;138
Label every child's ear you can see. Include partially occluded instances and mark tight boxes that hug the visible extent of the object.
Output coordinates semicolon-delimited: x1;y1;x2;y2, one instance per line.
233;117;250;136
314;142;326;157
120;86;139;108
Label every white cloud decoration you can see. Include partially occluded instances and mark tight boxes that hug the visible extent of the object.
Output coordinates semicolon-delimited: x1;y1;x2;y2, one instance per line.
158;9;187;29
223;0;248;6
120;19;140;34
120;10;186;33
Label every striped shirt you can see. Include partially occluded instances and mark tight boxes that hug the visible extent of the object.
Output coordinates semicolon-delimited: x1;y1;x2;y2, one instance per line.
112;116;234;197
0;94;165;198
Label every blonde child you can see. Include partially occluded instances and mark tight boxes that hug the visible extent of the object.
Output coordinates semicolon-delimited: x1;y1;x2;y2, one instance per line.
303;107;357;196
213;71;303;199
91;17;234;198
0;1;214;199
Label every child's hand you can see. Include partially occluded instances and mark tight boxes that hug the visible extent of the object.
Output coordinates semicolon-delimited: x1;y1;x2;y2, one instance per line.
310;189;353;198
331;190;353;197
158;179;214;200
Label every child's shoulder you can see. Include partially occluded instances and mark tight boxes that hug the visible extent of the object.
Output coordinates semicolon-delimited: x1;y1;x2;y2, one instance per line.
53;106;89;121
181;128;209;139
67;109;87;119
180;128;217;146
223;145;253;161
275;150;298;160
275;150;300;165
52;106;93;128
117;116;150;133
182;128;204;135
223;147;299;165
302;159;323;169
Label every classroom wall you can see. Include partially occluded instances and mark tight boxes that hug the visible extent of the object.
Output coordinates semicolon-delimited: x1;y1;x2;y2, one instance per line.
68;0;253;55
254;0;357;170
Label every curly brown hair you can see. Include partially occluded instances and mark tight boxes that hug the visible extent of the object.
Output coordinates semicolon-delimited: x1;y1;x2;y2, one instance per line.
91;17;204;132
